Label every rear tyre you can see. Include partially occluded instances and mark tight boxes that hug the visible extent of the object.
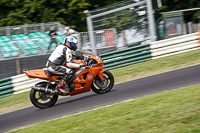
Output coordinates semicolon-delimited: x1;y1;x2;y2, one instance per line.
91;70;114;94
30;84;58;109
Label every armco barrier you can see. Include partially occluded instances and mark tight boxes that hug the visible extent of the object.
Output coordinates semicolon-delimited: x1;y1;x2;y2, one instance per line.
100;44;152;70
101;31;200;69
0;74;42;98
150;32;200;59
198;30;200;44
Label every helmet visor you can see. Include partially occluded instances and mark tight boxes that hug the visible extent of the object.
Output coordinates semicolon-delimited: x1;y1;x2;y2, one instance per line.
69;42;78;51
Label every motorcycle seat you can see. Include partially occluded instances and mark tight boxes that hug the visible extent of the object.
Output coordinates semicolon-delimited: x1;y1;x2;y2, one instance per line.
44;70;64;77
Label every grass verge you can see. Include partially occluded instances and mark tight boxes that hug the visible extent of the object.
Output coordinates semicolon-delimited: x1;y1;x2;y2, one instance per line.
111;49;200;83
9;84;200;133
1;49;200;115
0;91;32;115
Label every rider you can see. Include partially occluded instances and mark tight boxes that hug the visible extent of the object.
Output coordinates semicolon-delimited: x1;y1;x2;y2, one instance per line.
46;36;84;94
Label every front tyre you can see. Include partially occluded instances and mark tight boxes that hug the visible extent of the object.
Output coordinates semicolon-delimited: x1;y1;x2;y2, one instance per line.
91;70;114;94
30;88;58;109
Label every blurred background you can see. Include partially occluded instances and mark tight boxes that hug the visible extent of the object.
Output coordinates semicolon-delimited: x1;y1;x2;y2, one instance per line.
0;0;200;79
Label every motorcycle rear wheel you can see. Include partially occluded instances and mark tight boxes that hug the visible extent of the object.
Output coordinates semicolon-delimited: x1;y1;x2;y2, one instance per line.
91;70;114;94
30;88;58;109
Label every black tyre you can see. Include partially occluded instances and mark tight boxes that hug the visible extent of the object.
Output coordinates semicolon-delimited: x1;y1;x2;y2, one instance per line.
30;87;58;109
91;70;114;94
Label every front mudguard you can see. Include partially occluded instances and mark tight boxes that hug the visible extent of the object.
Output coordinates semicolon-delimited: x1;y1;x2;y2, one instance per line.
97;69;107;80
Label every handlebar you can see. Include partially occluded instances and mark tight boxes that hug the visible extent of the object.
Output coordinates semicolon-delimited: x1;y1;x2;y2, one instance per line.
82;57;96;68
83;57;91;67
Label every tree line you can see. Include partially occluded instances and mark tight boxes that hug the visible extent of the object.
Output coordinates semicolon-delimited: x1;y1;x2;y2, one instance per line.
0;0;199;32
156;0;200;22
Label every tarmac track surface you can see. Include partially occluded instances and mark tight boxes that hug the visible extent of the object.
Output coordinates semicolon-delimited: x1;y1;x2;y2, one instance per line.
0;64;200;132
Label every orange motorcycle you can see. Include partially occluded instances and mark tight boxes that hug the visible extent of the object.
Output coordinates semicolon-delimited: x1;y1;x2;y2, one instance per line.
24;52;114;109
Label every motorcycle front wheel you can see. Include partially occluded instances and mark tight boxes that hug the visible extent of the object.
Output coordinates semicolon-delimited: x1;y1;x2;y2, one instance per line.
30;88;58;109
91;70;114;94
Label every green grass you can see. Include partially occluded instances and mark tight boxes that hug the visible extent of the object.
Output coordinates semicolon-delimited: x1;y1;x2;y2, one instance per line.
9;84;200;133
1;49;200;115
111;49;200;83
0;91;32;114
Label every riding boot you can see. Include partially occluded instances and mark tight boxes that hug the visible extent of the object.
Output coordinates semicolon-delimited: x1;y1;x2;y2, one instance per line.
56;70;74;94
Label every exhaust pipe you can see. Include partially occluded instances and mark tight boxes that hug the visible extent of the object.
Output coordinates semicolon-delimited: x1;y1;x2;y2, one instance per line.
33;87;57;94
33;82;57;94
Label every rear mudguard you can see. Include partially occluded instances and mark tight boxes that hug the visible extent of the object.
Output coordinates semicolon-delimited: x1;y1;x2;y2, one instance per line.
97;69;107;80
